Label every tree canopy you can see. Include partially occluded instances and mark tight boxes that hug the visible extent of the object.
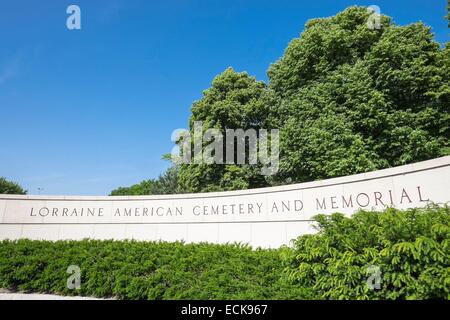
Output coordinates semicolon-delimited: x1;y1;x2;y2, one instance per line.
0;177;27;195
177;67;273;192
112;6;449;195
110;166;181;196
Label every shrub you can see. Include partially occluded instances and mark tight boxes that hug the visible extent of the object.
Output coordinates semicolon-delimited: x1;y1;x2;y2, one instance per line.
1;206;448;300
283;205;450;299
0;240;315;300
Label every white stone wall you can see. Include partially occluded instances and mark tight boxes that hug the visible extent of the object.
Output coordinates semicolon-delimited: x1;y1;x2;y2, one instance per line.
1;156;449;248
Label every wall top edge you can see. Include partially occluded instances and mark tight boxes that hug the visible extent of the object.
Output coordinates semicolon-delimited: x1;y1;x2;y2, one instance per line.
1;156;449;201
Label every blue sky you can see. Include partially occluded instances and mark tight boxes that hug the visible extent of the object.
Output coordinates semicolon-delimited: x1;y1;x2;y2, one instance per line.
0;0;448;195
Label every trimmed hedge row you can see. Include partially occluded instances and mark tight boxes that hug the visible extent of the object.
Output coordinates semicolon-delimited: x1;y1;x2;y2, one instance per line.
0;206;448;300
0;240;314;300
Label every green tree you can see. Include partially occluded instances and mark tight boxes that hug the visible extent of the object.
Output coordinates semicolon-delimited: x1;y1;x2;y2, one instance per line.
268;8;391;96
267;6;449;184
0;177;26;195
119;6;450;193
177;67;275;193
110;166;182;196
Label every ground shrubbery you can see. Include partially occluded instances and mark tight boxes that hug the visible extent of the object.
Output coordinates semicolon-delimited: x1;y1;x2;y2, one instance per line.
0;240;314;300
283;205;450;300
0;206;448;300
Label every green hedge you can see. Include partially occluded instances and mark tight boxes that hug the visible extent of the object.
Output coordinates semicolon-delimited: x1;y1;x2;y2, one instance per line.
0;206;448;300
0;240;314;300
283;205;450;300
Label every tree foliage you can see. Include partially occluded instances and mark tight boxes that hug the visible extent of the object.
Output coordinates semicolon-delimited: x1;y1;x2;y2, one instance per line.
110;167;182;196
267;7;449;184
113;6;449;194
177;67;273;193
176;6;449;191
0;177;26;195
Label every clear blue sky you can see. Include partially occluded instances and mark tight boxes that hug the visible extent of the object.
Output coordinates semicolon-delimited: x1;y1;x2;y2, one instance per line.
0;0;448;195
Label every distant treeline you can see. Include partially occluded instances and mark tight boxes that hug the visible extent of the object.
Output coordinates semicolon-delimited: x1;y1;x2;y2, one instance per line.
0;177;26;195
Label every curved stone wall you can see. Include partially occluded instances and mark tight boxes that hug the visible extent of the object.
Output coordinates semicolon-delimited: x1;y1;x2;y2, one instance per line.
1;156;449;248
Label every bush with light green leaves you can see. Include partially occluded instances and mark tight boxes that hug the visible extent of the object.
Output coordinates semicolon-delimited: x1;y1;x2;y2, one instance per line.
283;205;450;299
